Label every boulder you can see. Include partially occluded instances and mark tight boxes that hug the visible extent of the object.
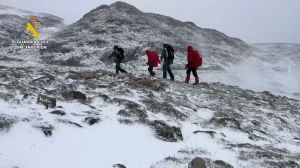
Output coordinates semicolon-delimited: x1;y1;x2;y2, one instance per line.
112;163;126;168
84;117;100;125
0;114;17;131
211;160;233;168
37;94;56;109
188;157;206;168
62;90;87;100
149;120;183;142
50;110;66;116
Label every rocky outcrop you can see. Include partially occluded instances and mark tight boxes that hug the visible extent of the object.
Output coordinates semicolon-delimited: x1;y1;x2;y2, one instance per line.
37;94;56;109
150;120;183;142
0;114;17;131
62;90;87;100
188;157;206;168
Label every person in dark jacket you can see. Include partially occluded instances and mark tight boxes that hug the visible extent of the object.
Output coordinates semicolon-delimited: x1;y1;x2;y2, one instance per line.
109;45;127;74
146;50;160;76
185;46;203;85
161;44;174;81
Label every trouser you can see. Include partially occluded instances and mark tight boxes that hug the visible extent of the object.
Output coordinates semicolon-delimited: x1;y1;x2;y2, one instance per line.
163;63;174;80
148;66;155;76
116;62;127;74
186;68;198;78
185;68;199;84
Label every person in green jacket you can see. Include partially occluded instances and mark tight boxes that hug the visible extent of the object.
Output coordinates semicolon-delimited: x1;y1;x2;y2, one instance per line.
109;45;127;74
161;44;174;81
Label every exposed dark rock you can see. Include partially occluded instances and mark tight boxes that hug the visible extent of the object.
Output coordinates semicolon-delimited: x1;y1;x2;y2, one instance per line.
264;160;299;168
37;94;56;109
209;117;241;130
39;125;54;137
50;110;66;116
142;99;187;120
112;163;126;168
113;98;148;122
57;119;82;128
118;118;134;125
193;130;216;138
0;114;17;131
188;157;206;168
84;117;100;125
149;120;183;142
62;90;87;100
210;160;233;168
126;76;167;91
164;156;182;163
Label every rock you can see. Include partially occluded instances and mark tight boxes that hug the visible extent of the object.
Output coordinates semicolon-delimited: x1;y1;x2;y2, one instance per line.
37;94;56;109
193;130;216;138
210;117;241;130
39;125;54;137
62;90;87;100
113;98;148;123
149;120;183;142
57;119;82;128
126;76;167;91
50;110;66;116
211;160;233;168
84;117;100;125
142;99;187;120
188;157;206;168
112;163;126;168
0;114;17;131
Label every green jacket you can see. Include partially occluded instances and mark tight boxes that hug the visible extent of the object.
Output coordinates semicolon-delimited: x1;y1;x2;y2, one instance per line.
161;48;173;64
161;48;168;63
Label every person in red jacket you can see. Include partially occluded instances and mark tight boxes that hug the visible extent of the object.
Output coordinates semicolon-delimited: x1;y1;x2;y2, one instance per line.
185;46;203;85
146;50;160;76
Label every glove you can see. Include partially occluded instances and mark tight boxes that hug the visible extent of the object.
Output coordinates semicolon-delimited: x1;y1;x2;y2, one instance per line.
185;64;188;69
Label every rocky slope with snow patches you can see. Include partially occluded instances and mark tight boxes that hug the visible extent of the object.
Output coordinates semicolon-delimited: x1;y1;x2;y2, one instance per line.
0;63;299;168
0;2;300;168
39;1;252;70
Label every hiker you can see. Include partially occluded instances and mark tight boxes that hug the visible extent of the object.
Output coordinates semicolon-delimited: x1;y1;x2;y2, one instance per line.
109;45;127;74
185;46;203;85
161;44;175;81
145;50;160;76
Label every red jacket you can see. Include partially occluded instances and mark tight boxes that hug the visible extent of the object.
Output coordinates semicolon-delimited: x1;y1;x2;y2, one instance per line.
146;50;160;67
187;46;202;69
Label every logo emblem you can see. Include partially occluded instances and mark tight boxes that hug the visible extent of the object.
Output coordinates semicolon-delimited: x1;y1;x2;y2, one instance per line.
26;17;41;39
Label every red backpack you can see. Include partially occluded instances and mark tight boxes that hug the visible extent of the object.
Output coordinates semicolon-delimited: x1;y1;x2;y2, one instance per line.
151;51;160;67
193;50;203;68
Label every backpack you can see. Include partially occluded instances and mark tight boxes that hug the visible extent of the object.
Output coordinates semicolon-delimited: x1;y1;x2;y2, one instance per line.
117;48;124;60
194;50;203;68
164;44;174;61
152;51;160;67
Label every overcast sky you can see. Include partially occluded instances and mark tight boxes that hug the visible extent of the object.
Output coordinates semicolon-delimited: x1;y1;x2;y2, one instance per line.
2;0;300;44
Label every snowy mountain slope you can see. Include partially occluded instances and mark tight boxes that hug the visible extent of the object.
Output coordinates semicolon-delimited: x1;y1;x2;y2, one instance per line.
39;1;252;70
0;64;299;168
0;2;300;168
193;43;300;100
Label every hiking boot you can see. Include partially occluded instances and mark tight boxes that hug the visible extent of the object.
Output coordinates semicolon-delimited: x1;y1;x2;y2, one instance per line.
185;75;190;84
193;77;199;85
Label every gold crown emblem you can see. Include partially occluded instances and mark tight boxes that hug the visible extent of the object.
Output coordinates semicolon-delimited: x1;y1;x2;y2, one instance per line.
30;17;38;23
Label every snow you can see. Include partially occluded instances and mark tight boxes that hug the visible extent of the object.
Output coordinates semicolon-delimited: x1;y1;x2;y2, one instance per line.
201;56;300;100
